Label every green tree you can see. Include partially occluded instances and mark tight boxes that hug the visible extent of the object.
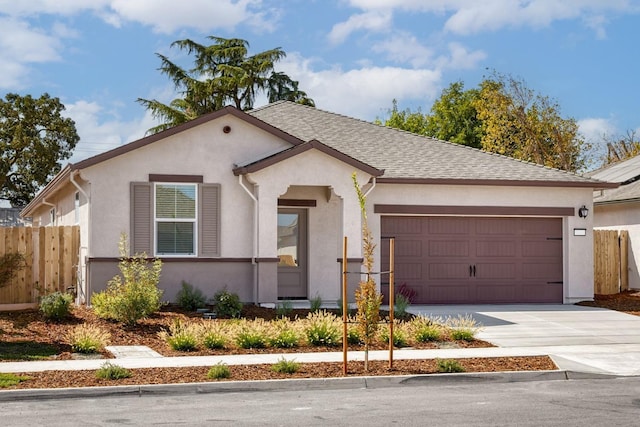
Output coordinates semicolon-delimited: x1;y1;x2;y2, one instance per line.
425;81;483;148
376;99;429;135
138;36;315;134
0;93;79;206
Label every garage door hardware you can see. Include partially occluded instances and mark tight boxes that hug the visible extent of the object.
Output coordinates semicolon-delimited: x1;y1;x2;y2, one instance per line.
469;265;477;277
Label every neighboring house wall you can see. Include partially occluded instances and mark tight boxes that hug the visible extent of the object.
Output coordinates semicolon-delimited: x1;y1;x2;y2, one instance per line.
594;202;640;290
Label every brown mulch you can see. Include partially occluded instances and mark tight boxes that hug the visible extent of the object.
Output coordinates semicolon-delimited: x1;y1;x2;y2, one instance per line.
0;302;567;390
577;290;640;315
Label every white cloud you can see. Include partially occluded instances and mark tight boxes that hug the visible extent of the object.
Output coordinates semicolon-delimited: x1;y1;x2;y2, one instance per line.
578;117;617;143
277;53;441;120
372;32;434;67
344;0;637;36
438;42;486;69
0;17;64;89
328;10;393;44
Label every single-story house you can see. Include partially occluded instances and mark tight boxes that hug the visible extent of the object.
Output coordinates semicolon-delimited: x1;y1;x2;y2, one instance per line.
590;155;640;289
21;101;616;305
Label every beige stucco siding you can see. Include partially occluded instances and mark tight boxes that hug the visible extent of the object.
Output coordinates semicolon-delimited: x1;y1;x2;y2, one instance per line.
368;184;595;304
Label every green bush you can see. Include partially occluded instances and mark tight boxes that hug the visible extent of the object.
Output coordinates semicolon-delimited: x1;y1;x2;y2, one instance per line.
415;324;443;342
304;311;341;346
436;359;465;373
268;319;300;348
92;234;163;325
447;314;479;341
276;300;293;318
95;362;132;380
310;294;323;312
207;362;231;380
175;281;207;311
212;289;242;318
347;324;362;345
271;357;300;374
159;320;199;351
235;320;268;349
39;292;73;320
67;324;110;353
200;327;227;350
379;323;408;348
394;293;411;318
0;372;31;388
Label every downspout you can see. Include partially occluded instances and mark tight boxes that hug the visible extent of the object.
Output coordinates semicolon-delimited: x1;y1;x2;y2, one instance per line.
70;170;90;305
363;177;377;198
238;175;259;304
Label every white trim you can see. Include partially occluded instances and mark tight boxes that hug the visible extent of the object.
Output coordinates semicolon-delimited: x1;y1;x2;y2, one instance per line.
153;182;198;257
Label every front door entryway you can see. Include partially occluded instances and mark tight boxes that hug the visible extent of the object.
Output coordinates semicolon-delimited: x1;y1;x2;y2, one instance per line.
277;208;308;299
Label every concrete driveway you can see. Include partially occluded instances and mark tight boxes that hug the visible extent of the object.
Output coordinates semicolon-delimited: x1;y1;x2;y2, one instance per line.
408;304;640;376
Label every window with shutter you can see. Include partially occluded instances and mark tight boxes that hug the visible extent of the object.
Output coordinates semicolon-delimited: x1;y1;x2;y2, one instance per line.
155;183;197;255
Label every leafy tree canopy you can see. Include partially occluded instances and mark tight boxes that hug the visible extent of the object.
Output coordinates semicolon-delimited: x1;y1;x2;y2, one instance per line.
380;72;587;172
0;93;79;206
138;36;315;134
602;130;640;165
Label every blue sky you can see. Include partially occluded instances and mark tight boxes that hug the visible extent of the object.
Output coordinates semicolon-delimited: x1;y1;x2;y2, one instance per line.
1;0;639;167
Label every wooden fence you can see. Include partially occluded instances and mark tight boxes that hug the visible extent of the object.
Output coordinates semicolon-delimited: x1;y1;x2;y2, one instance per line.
594;229;629;295
0;226;80;306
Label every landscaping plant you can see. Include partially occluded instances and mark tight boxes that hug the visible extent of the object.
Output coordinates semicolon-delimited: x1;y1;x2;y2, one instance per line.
436;359;465;373
175;281;207;311
394;293;411;319
0;372;31;388
268;318;301;348
198;322;228;350
271;357;301;374
276;300;293;318
304;310;341;346
95;362;132;380
92;234;163;326
310;294;323;312
159;319;199;351
39;291;74;320
352;172;383;372
67;324;110;354
207;362;231;380
211;289;243;318
410;316;444;343
234;319;268;349
447;314;479;341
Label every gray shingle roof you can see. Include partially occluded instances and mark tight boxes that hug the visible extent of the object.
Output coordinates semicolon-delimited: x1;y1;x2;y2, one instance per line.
589;155;640;204
249;101;607;186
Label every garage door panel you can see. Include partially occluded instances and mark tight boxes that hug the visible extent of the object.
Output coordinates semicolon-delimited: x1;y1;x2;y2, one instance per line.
429;284;474;303
383;217;423;234
476;263;517;279
429;217;469;234
521;283;563;302
429;263;472;280
429;240;469;257
521;218;561;235
476;284;516;302
522;241;562;257
394;240;422;257
395;262;423;280
475;218;518;235
476;240;517;257
522;262;563;280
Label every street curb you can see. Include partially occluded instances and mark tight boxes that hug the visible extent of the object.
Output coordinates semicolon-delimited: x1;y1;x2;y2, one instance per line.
0;369;622;402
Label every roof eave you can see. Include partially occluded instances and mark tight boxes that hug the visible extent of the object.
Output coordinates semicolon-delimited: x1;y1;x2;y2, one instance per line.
20;165;72;217
375;177;619;188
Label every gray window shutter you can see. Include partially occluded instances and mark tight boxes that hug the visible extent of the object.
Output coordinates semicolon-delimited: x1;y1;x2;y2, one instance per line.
199;183;220;257
131;182;153;255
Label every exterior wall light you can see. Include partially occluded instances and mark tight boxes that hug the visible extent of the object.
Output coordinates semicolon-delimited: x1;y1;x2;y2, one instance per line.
578;205;589;218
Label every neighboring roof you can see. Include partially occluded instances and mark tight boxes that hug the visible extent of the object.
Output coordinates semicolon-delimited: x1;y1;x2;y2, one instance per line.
249;101;614;188
588;155;640;184
232;139;384;177
590;155;640;205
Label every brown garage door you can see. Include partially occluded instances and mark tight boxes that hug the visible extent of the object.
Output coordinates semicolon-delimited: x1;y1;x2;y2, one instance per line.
381;216;563;304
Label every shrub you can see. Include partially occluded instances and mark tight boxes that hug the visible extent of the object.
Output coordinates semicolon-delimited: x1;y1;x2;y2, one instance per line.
235;320;268;349
39;292;73;320
159;319;199;351
199;322;228;350
276;300;293;318
92;234;163;325
67;324;110;353
436;359;465;373
207;362;231;380
410;316;444;342
347;321;362;345
95;362;132;380
304;310;341;346
212;289;242;318
268;319;300;348
0;372;31;388
379;321;408;348
394;293;411;318
175;281;207;311
310;294;323;312
447;314;479;341
271;357;300;374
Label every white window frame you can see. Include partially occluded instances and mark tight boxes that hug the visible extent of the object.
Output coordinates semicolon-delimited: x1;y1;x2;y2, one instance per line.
153;182;198;257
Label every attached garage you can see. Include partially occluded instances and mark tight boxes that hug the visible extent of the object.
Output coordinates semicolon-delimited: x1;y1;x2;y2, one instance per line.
381;216;564;304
